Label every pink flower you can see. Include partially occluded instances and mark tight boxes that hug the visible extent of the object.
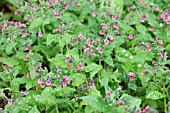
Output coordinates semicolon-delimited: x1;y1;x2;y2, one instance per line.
147;47;152;51
100;12;104;17
3;65;7;70
141;70;147;75
145;105;150;111
154;67;157;70
55;66;59;70
92;12;97;17
129;72;135;77
145;14;149;18
53;28;59;33
90;83;95;87
78;64;83;69
136;110;141;113
46;80;51;86
65;56;70;62
76;5;80;8
71;41;75;45
14;10;18;15
37;62;42;67
164;52;168;55
129;72;135;81
158;52;162;56
158;40;163;44
33;69;37;73
91;53;96;56
38;78;43;84
90;49;94;53
108;36;113;40
56;14;61;18
98;48;103;54
142;109;146;113
155;6;159;11
63;75;69;81
104;39;109;45
62;82;67;88
27;73;30;77
145;42;150;47
78;34;83;40
99;29;105;35
140;18;145;22
88;42;93;47
54;0;58;3
86;38;91;43
109;1;113;7
9;66;13;68
8;99;13;104
25;2;28;6
20;24;26;28
106;91;111;95
161;14;166;18
113;24;118;29
38;32;43;37
128;34;133;39
117;100;122;106
112;15;117;20
149;26;154;31
40;83;45;88
67;64;71;68
33;6;38;11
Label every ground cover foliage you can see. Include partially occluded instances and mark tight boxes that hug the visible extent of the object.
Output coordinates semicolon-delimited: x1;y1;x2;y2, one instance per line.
0;0;170;113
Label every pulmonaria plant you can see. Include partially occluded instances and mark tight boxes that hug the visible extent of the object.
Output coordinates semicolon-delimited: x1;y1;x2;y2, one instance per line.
0;0;170;113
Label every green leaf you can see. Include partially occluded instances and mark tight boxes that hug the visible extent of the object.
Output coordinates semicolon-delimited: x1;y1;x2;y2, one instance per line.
80;95;110;112
46;34;58;45
5;43;16;52
146;91;166;100
2;57;20;66
66;48;79;61
26;79;37;90
49;54;67;68
120;94;141;110
102;55;114;67
132;50;154;63
106;0;124;13
147;100;158;109
84;63;102;78
154;32;169;43
29;18;42;30
118;22;135;34
136;33;154;42
61;13;73;23
11;77;26;91
31;53;43;62
29;106;40;113
55;87;75;96
104;36;125;56
85;106;94;113
43;18;50;25
128;81;137;91
41;87;54;99
16;52;25;59
70;73;84;86
136;24;146;34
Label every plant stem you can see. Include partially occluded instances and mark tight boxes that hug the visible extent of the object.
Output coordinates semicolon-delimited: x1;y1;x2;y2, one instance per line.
163;86;167;113
55;103;59;113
